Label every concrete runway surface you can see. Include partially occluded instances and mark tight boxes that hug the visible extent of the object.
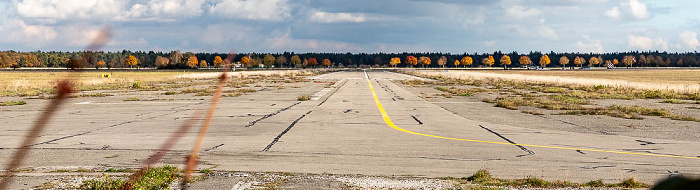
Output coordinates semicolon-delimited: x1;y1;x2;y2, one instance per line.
1;70;699;188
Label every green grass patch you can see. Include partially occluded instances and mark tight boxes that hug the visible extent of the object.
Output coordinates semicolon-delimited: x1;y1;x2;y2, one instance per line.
198;169;213;174
104;168;133;173
0;100;26;106
80;165;180;190
446;170;649;188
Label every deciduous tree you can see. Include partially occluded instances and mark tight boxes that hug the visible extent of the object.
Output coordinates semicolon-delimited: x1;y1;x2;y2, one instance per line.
573;56;585;68
199;60;207;68
622;55;634;68
290;55;301;68
276;55;287;68
419;56;431;67
126;55;138;68
481;57;490;67
240;56;250;68
612;59;619;66
500;55;511;69
389;57;401;67
155;56;169;68
170;51;183;65
461;56;473;68
437;56;447;68
487;55;495;67
263;54;275;68
406;56;418;67
539;55;550;67
454;60;460;67
589;57;599;67
308;58;318;67
186;55;198;68
322;58;331;68
559;56;569;68
519;55;532;68
213;56;223;68
96;60;105;69
638;55;647;67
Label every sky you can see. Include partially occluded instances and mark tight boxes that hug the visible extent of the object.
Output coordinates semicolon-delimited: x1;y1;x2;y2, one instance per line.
0;0;699;53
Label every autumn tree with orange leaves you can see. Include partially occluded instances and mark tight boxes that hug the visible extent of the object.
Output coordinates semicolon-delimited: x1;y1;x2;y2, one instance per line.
500;55;511;70
559;56;569;68
186;55;198;68
519;56;532;68
322;58;331;68
240;56;250;68
96;60;105;69
461;56;473;68
213;56;223;68
390;57;401;67
405;56;418;67
199;60;207;68
308;58;318;68
419;56;431;68
574;56;585;68
126;55;138;68
539;55;550;67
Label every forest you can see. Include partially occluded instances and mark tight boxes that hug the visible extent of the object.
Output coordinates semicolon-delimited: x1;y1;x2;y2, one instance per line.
1;50;699;69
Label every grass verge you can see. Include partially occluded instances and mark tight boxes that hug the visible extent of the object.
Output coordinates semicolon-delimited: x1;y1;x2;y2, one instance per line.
446;170;649;188
0;100;26;106
79;165;180;190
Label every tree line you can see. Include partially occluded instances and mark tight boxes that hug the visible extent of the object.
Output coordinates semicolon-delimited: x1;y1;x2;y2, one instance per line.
1;50;699;69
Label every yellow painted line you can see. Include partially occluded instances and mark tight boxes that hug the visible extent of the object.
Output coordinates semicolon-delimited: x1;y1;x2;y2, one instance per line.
366;78;700;160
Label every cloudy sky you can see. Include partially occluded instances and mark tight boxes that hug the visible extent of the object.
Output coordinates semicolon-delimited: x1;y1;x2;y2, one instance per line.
0;0;699;53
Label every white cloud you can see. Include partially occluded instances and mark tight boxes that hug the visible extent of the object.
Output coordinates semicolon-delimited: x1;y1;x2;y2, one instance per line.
628;0;649;19
606;0;650;20
119;0;205;21
462;14;486;29
503;5;542;21
199;24;255;49
627;34;668;50
54;24;104;47
484;40;497;46
0;19;56;48
310;11;366;23
679;30;700;49
209;0;290;21
605;7;621;19
575;35;604;53
505;24;559;40
16;0;128;21
265;29;362;52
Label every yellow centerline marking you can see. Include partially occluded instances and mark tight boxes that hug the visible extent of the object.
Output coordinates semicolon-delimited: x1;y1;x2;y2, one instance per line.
366;78;699;160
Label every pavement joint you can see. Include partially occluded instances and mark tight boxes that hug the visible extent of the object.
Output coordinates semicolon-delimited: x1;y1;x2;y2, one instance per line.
244;102;301;128
262;110;313;152
478;125;535;157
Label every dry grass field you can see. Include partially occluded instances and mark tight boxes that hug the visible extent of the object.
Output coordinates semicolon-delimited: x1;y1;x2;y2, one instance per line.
0;70;316;97
418;69;700;93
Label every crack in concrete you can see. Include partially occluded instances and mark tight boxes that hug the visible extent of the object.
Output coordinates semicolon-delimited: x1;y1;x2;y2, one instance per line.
411;115;423;125
25;106;197;147
262;111;312;152
478;125;535;157
317;79;347;106
205;144;224;151
244;102;301;128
